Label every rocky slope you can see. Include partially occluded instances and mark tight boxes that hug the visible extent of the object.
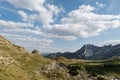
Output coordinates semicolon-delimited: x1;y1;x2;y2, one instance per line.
47;44;120;60
0;35;89;80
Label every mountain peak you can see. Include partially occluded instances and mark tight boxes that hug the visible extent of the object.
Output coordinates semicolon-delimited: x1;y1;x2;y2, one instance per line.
75;44;100;58
82;44;99;48
84;44;95;46
47;44;120;60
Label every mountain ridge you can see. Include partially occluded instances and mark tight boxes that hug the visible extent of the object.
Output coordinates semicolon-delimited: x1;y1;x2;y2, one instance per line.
46;44;120;60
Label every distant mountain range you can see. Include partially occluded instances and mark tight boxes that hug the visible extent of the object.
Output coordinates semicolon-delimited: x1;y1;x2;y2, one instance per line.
46;44;120;60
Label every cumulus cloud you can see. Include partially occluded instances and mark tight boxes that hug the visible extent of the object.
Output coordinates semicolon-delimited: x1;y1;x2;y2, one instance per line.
0;33;57;52
7;0;63;25
99;40;120;46
45;33;77;41
2;0;64;53
1;1;120;52
18;11;40;23
0;19;33;28
18;11;28;21
7;0;45;11
2;28;44;36
55;36;77;41
13;37;53;46
0;19;46;36
1;33;53;46
44;4;120;39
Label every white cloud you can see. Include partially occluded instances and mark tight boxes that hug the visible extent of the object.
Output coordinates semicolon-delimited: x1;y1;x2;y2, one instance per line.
0;19;46;36
0;33;52;45
46;33;77;41
2;1;120;52
7;0;63;25
14;37;55;52
0;19;33;28
78;4;95;12
13;37;53;46
99;40;120;46
1;33;56;52
2;28;44;36
18;11;39;23
7;0;45;11
55;35;77;41
96;2;105;8
44;5;120;40
18;11;28;21
2;0;66;52
46;4;64;15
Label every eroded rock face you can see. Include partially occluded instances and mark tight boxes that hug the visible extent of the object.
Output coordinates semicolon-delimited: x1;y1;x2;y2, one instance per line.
74;44;100;59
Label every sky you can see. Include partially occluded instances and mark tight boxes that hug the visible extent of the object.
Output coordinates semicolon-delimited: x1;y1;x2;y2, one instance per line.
0;0;120;53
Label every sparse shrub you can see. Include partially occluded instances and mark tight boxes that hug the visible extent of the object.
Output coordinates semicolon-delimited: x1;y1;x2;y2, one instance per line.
69;70;79;76
67;65;80;76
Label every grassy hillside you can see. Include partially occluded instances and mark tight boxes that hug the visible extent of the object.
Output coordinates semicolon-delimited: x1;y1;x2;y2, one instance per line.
0;35;88;80
0;50;51;80
0;35;50;80
0;35;120;80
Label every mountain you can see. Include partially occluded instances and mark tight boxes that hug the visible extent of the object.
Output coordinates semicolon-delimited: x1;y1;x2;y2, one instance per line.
46;44;120;60
74;44;100;59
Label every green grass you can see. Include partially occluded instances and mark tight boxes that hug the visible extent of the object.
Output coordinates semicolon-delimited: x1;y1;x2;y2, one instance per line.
55;57;120;76
0;36;52;80
0;51;50;80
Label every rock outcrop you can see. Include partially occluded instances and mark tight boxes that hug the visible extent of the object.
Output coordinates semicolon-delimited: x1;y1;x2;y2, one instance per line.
31;49;40;54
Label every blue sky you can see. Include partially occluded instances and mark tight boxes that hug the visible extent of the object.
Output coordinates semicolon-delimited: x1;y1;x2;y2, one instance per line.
0;0;120;53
